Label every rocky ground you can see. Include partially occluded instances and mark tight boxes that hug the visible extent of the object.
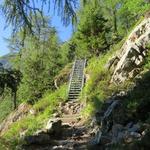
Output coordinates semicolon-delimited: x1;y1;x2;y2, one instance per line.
21;90;150;150
22;100;94;150
90;91;150;150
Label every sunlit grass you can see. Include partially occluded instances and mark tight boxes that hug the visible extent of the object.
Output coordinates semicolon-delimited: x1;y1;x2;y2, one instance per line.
1;84;68;149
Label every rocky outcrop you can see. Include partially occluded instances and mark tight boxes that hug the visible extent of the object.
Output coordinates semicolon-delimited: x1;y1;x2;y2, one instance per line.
89;80;150;149
91;97;150;148
111;17;150;83
0;103;31;136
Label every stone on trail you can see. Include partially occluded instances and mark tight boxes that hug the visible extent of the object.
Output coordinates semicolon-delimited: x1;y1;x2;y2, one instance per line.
45;118;62;136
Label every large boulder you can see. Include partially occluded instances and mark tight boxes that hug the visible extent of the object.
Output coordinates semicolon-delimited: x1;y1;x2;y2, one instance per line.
90;98;145;147
111;18;150;83
45;118;62;137
24;118;62;146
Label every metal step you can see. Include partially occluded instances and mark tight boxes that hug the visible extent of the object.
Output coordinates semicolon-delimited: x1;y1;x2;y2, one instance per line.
70;85;82;87
72;77;83;79
70;86;82;88
70;82;82;84
71;80;82;82
70;81;82;84
69;91;80;93
68;95;80;98
70;87;82;89
71;79;82;81
70;83;82;85
69;89;81;91
69;90;81;92
70;82;82;85
68;59;86;101
69;91;81;93
69;94;80;96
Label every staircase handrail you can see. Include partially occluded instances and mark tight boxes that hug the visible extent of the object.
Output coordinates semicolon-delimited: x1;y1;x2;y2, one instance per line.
81;59;86;89
68;59;76;94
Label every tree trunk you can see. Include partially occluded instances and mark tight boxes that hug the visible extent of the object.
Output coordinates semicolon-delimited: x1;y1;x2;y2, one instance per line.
113;10;117;33
125;17;129;35
12;91;17;110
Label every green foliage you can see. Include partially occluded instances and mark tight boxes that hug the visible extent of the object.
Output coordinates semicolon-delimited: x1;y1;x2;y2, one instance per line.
0;65;21;109
33;85;68;113
1;84;68;149
100;0;150;37
101;0;121;33
80;52;114;117
1;1;150;149
1;0;77;36
0;92;13;123
73;1;111;57
54;63;72;88
118;0;150;35
67;0;149;58
80;39;132;117
11;19;69;103
59;42;75;63
121;71;150;123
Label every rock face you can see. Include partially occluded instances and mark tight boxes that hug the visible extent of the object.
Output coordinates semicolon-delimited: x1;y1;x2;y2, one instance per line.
0;103;31;136
111;18;150;83
89;85;150;149
91;100;121;145
91;98;148;148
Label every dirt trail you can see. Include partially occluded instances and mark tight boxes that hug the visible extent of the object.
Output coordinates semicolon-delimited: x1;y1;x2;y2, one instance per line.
49;100;91;150
23;100;93;150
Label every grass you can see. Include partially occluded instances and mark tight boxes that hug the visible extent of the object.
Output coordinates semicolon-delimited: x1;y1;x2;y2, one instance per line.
0;93;13;123
1;18;149;148
80;40;128;118
80;19;150;118
0;84;68;149
54;63;72;88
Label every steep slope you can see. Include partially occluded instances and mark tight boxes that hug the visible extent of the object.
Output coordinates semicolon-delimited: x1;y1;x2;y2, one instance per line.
111;17;150;83
0;17;150;150
85;17;150;149
22;100;91;150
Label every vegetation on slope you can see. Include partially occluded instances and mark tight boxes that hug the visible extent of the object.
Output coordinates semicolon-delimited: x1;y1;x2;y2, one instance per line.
0;84;68;149
80;39;132;118
0;92;13;123
0;0;150;149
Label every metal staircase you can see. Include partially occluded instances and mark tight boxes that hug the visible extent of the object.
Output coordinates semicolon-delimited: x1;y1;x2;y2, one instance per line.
68;59;86;101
